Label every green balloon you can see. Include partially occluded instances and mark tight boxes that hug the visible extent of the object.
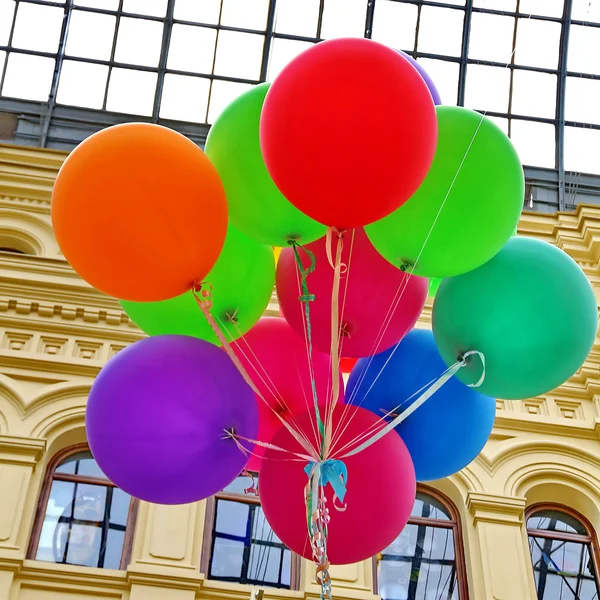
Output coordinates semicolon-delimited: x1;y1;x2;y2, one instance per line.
205;83;326;247
433;237;598;400
428;277;442;299
366;106;524;278
120;226;275;345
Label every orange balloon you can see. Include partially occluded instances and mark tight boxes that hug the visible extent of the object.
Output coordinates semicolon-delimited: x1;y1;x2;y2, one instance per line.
52;123;227;301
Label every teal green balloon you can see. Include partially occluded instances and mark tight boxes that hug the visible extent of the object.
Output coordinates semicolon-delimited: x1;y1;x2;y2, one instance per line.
366;106;524;278
120;226;275;345
205;83;326;247
433;237;598;400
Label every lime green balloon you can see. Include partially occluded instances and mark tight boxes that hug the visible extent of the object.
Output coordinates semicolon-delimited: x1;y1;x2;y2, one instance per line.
433;237;598;400
366;106;524;278
205;83;326;247
428;278;442;298
120;226;275;345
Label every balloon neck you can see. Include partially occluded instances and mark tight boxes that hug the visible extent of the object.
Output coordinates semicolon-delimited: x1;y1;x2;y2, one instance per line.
341;322;352;338
457;350;486;388
224;309;239;324
398;260;414;274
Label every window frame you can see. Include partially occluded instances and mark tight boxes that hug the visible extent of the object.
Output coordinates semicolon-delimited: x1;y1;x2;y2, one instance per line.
372;484;470;600
27;443;139;570
200;476;301;590
526;502;600;598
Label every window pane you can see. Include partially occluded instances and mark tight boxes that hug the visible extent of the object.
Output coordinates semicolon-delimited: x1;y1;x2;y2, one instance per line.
123;0;168;17
2;53;54;101
114;17;163;67
0;1;15;46
110;488;132;527
36;480;76;562
207;80;252;123
511;120;555;168
371;0;418;51
252;507;282;543
11;2;64;53
514;19;561;69
281;550;291;587
66;524;102;567
221;0;269;30
473;0;516;9
412;493;452;520
527;510;589;535
214;31;264;79
565;127;600;174
106;68;158;116
77;455;108;479
519;0;564;17
267;38;314;80
211;538;245;578
274;0;320;37
159;74;210;122
469;13;515;63
57;61;109;109
418;59;459;106
104;529;126;569
75;0;119;9
512;71;557;119
167;24;217;74
222;474;254;495
572;0;600;22
465;64;511;113
215;499;250;537
568;25;600;75
566;77;600;125
66;10;116;61
417;7;464;57
248;544;282;583
321;0;367;40
174;0;221;24
488;115;509;134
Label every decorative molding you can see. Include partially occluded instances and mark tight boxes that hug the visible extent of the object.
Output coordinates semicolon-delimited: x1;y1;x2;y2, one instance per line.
467;493;527;525
0;436;46;466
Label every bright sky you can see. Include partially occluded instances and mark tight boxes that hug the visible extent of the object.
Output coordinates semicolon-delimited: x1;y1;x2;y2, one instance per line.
0;0;599;173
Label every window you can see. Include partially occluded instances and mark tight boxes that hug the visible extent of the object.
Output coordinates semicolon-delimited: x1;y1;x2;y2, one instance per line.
29;445;137;570
527;505;600;599
201;474;299;589
374;488;468;600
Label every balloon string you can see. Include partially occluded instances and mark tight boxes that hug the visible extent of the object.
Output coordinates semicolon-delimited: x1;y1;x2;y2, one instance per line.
193;284;320;462
222;428;316;462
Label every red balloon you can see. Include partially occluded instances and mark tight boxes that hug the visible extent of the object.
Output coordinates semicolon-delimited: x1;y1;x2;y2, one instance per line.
260;38;437;229
260;405;416;564
231;317;344;472
276;228;428;358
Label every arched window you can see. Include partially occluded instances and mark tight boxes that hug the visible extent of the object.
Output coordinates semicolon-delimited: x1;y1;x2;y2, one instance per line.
374;487;468;600
201;474;300;590
527;505;600;599
29;445;137;570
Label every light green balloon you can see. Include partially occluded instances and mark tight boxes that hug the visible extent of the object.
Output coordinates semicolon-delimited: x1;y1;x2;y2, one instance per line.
366;106;524;278
205;83;326;247
433;237;598;400
428;277;442;299
120;226;275;345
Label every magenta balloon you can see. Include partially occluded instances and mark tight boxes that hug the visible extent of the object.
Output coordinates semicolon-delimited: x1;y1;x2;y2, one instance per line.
231;317;344;471
397;50;442;105
276;228;428;358
86;335;257;504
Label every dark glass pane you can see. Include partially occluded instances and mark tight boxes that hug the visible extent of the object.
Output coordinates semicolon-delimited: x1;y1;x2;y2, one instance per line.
527;511;588;535
411;493;452;520
215;500;249;537
211;538;245;578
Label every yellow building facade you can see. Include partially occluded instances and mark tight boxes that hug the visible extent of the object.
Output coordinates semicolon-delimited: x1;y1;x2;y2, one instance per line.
0;142;599;600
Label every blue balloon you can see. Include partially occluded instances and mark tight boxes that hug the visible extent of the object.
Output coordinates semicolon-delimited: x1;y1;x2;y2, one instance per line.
346;329;495;481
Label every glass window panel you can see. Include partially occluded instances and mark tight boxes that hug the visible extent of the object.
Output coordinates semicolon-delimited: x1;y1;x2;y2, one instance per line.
104;529;125;570
465;64;511;113
417;7;464;57
73;483;107;521
371;0;418;51
473;0;516;9
281;549;291;586
11;2;64;53
106;68;158;115
57;61;109;109
77;455;108;479
519;0;564;17
210;538;245;578
222;474;255;495
221;0;269;30
514;19;561;69
208;80;252;123
174;0;221;24
267;38;314;80
512;70;557;119
159;74;210;122
66;10;116;61
378;560;413;600
66;524;102;567
114;17;163;67
252;507;282;543
55;453;83;474
527;510;588;535
568;25;600;75
412;493;452;520
321;0;367;39
418;58;459;106
565;77;600;123
215;499;250;536
167;24;216;74
468;13;515;63
123;0;168;17
0;51;5;79
214;31;264;79
511;120;555;168
572;0;600;22
248;544;282;583
565;127;600;174
110;488;132;527
2;53;54;101
0;1;15;46
75;0;119;9
273;0;320;37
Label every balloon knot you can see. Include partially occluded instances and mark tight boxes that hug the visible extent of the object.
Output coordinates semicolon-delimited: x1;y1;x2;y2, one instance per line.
399;260;414;274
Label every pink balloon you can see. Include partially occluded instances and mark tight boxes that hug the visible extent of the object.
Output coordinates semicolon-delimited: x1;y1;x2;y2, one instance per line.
276;228;428;358
260;404;416;564
231;317;344;472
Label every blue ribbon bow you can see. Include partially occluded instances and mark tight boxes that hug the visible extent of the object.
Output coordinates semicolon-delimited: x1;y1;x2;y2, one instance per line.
304;459;348;503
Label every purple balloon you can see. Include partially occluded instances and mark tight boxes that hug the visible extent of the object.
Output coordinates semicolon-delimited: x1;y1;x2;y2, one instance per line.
86;335;257;505
397;50;442;106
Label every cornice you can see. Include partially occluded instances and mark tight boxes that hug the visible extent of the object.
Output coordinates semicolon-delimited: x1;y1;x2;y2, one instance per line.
0;435;46;465
467;492;527;525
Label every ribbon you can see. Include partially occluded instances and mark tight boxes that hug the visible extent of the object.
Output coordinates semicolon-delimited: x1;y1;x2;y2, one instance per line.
304;459;348;505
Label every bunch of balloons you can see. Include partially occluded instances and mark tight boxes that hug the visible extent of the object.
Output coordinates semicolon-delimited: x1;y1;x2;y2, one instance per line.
51;37;597;598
